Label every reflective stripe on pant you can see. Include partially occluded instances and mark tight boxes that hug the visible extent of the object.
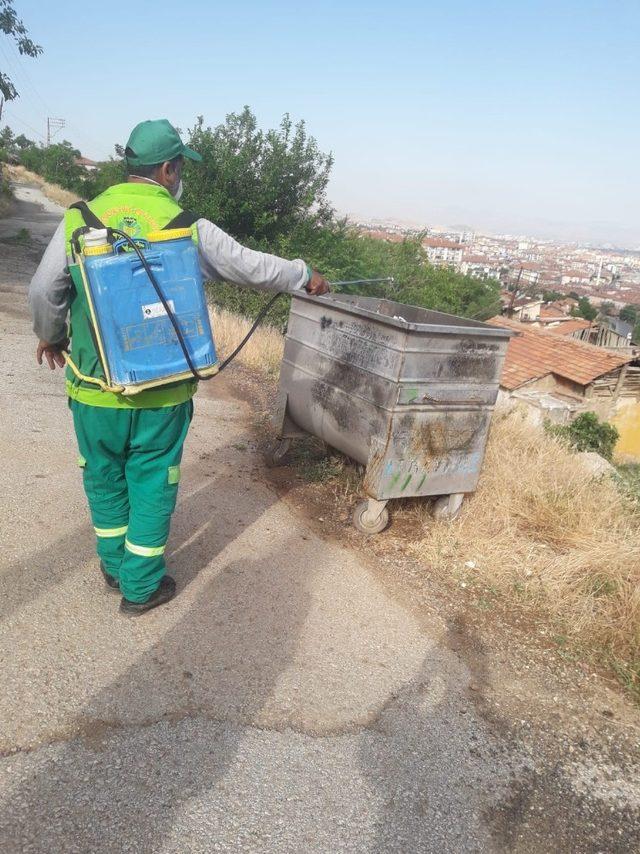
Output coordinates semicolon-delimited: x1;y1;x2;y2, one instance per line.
71;399;193;602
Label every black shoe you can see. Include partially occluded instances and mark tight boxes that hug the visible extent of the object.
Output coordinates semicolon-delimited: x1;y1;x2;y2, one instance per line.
119;576;176;616
100;561;120;590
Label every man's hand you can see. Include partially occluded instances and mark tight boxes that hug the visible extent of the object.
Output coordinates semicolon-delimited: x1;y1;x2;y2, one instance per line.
36;339;69;370
305;270;331;296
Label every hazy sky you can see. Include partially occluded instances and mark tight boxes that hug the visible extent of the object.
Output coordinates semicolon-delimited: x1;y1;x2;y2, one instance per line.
2;1;639;245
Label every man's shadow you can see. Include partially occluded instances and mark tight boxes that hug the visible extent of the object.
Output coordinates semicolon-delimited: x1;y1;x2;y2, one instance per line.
0;450;266;619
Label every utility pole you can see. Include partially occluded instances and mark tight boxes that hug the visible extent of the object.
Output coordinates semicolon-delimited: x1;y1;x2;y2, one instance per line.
46;117;65;146
507;267;524;318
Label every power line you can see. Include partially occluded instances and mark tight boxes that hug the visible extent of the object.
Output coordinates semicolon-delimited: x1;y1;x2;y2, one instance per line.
8;42;103;154
1;40;102;156
4;107;46;141
3;39;50;113
0;41;37;105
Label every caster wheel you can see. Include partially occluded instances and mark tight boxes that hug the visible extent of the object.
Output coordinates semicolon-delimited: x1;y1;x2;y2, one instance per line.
352;500;390;534
266;438;291;468
433;493;465;521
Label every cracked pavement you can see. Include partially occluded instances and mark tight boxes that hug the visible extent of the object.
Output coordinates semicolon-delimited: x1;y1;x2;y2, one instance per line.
1;180;639;853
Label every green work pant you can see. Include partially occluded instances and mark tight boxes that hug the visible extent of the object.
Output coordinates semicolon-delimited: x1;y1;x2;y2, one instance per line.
70;399;193;602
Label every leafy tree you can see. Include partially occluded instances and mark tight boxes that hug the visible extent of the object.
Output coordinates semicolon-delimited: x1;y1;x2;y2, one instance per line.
599;301;615;316
542;289;565;303
0;0;42;101
620;304;638;323
571;296;597;321
183;108;334;247
14;133;125;197
632;321;640;345
0;126;34;162
0;126;12;147
13;132;32;149
0;124;12;161
21;140;85;192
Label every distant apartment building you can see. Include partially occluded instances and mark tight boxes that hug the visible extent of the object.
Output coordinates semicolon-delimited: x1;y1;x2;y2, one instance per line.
422;237;463;270
503;296;543;322
561;270;592;288
460;255;500;280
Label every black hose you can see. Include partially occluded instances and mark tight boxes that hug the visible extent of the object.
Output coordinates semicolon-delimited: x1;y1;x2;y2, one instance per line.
216;291;283;372
110;229;284;380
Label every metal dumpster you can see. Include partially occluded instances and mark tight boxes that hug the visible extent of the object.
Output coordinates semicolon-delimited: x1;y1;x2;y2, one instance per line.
272;292;513;533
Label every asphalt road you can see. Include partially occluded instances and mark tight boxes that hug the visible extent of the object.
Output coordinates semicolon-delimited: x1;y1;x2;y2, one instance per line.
0;180;638;853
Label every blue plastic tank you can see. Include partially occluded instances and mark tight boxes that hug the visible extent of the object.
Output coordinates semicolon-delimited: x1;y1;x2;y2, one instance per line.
82;229;217;391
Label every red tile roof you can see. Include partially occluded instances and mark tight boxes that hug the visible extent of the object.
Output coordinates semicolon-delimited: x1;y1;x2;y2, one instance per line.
463;255;493;264
548;318;593;336
539;305;566;318
423;237;463;249
487;316;631;390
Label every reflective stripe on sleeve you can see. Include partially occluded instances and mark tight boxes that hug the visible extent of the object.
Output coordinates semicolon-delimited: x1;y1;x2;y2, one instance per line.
125;539;166;558
94;525;128;538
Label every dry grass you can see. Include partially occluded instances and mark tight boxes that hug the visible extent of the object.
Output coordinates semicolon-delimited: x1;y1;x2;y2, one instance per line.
409;406;640;680
210;305;284;375
4;164;82;207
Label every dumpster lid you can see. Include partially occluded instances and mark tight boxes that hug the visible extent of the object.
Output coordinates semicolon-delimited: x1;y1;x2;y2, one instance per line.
295;292;515;338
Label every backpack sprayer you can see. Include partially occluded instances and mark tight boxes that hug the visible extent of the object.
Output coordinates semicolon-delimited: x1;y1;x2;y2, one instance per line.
66;210;393;396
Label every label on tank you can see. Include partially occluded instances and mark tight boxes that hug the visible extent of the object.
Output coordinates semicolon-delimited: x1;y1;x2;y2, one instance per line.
142;300;175;320
122;313;203;351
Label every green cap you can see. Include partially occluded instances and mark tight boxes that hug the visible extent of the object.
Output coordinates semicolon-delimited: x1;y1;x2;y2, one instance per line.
125;119;202;167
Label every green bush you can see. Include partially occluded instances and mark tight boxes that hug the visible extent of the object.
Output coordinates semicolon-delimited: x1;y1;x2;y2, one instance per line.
570;296;598;322
546;411;619;460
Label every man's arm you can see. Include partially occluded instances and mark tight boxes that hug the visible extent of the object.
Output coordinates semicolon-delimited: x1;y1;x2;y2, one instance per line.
29;220;71;368
196;219;329;296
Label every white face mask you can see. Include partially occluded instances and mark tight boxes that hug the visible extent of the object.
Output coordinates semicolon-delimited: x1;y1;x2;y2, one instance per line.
172;179;184;202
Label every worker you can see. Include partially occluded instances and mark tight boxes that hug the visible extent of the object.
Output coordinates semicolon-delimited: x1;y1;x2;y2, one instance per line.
29;118;330;616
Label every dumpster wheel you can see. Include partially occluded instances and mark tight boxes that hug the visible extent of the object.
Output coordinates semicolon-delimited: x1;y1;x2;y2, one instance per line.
352;499;390;535
432;493;465;522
